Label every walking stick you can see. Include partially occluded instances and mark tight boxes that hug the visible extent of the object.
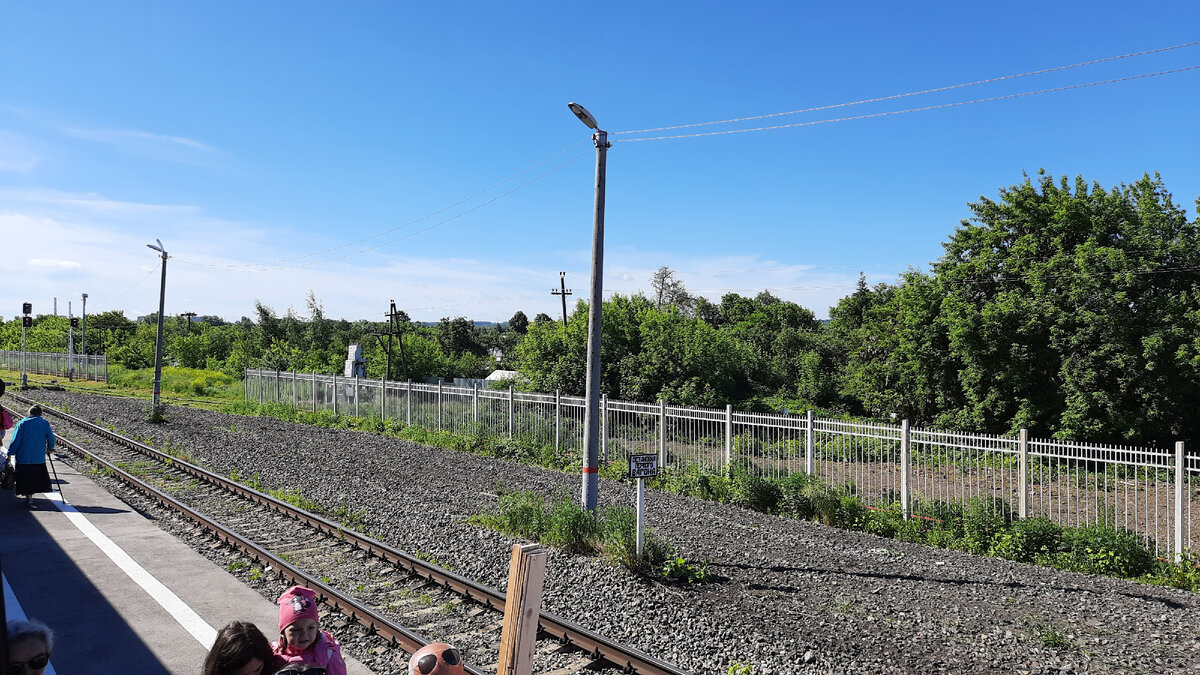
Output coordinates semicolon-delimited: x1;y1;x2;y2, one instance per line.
47;441;64;502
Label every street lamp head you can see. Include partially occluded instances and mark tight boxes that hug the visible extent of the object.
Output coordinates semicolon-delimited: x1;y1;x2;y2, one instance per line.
82;293;88;299
146;238;167;255
567;102;599;130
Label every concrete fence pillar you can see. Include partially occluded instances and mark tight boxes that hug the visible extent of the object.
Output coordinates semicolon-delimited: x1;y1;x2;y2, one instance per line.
1176;441;1186;563
805;410;815;476
1018;429;1029;519
725;404;733;468
658;399;666;466
900;419;911;520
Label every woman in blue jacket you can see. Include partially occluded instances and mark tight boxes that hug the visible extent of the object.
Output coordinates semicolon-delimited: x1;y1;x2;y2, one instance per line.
5;406;55;507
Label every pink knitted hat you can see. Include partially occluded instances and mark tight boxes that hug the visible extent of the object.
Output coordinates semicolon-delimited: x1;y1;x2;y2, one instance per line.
277;585;319;632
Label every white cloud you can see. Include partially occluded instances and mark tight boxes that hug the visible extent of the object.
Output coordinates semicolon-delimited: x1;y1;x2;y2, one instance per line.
61;126;214;152
27;258;82;270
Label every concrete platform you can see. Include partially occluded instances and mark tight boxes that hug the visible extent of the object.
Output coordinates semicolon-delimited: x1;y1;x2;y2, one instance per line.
0;440;375;674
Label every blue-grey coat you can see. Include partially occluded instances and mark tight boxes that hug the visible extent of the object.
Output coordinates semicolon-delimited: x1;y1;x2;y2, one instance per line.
6;416;55;465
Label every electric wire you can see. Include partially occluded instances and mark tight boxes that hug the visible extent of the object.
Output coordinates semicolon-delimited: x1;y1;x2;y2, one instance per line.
174;139;589;271
615;66;1200;142
613;40;1200;136
108;267;158;301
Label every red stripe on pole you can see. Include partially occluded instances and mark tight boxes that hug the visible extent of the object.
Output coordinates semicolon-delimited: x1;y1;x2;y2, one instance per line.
581;466;599;474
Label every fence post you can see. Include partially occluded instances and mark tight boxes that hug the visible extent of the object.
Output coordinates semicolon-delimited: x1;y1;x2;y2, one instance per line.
1176;441;1186;563
805;410;815;476
900;419;911;520
1018;429;1029;519
658;399;666;466
474;384;480;434
508;385;515;440
601;394;608;462
354;375;360;417
332;373;338;416
406;381;412;425
311;374;317;413
555;389;561;453
437;380;444;431
258;371;263;405
724;404;733;468
275;370;280;403
381;376;387;422
243;371;248;402
291;370;297;410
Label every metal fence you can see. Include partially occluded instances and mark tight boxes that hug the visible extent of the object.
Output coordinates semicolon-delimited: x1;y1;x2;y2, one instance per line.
245;368;1198;559
0;350;108;382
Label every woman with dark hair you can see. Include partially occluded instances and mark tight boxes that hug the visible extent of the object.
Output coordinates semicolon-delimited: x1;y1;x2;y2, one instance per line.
203;621;285;675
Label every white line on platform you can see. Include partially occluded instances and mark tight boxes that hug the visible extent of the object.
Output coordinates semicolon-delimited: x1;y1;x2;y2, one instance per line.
3;572;60;675
46;490;218;648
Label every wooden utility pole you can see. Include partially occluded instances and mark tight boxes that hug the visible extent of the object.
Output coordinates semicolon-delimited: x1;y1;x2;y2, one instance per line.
181;311;197;334
551;272;572;328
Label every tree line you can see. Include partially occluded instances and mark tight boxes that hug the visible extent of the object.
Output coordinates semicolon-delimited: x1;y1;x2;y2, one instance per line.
4;172;1198;445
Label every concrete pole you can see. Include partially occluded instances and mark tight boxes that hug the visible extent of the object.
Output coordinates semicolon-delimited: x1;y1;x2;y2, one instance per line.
67;301;74;382
151;247;168;412
581;128;608;511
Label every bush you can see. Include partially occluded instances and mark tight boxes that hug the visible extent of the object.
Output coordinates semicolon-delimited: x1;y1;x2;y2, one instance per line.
990;518;1062;564
960;497;1013;554
543;496;602;554
601;506;672;573
777;472;817;519
730;473;782;513
1043;524;1155;578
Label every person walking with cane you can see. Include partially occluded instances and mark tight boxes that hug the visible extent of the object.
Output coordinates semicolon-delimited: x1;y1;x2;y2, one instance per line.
5;405;56;508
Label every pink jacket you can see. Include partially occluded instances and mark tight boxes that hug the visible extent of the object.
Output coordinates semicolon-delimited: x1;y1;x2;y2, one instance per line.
272;630;346;675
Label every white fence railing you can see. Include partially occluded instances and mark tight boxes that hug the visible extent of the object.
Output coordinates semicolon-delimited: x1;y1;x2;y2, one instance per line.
0;350;108;382
245;368;1197;559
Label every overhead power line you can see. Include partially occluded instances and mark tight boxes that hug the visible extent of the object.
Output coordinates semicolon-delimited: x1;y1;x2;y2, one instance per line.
615;66;1200;142
614;40;1200;136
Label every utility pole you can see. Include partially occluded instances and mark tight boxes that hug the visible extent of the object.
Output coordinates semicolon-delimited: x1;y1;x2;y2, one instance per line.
68;301;75;381
181;311;197;334
551;272;573;329
371;300;409;382
81;293;88;357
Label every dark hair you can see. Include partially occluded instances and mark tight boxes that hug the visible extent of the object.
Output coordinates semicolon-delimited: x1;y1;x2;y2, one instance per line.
203;622;276;675
28;405;42;417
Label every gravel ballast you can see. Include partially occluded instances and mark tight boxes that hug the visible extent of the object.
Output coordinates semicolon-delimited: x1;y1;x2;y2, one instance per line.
24;389;1200;674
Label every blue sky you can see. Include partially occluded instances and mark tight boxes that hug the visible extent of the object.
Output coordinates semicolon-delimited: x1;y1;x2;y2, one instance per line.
3;2;1198;323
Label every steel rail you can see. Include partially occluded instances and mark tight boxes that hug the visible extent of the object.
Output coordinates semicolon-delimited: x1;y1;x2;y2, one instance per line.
4;395;689;675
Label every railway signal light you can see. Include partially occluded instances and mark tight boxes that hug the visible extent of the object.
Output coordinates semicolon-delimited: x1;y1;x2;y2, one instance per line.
71;317;79;327
22;302;32;315
22;316;32;328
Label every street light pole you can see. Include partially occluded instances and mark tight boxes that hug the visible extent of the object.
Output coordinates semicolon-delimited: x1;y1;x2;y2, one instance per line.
568;102;609;511
147;239;169;414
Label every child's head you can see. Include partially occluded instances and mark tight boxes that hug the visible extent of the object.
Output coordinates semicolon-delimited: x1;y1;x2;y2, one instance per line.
277;585;321;652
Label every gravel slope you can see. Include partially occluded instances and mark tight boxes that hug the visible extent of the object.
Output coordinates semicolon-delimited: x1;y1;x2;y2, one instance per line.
22;389;1200;674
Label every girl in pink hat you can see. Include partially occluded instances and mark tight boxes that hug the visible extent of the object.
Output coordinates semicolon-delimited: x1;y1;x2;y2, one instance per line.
271;585;346;675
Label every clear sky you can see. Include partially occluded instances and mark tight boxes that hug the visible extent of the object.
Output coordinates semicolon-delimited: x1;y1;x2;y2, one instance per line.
3;2;1198;324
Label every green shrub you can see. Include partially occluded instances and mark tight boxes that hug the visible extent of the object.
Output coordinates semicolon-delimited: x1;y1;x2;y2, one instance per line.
961;497;1013;554
777;472;817;519
601;506;672;573
731;474;782;513
543;496;602;554
662;556;717;584
1151;553;1200;591
1042;524;1155;578
990;518;1062;564
479;490;548;540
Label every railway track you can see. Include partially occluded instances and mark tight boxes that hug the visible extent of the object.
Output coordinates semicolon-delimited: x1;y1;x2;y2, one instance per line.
4;393;689;675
